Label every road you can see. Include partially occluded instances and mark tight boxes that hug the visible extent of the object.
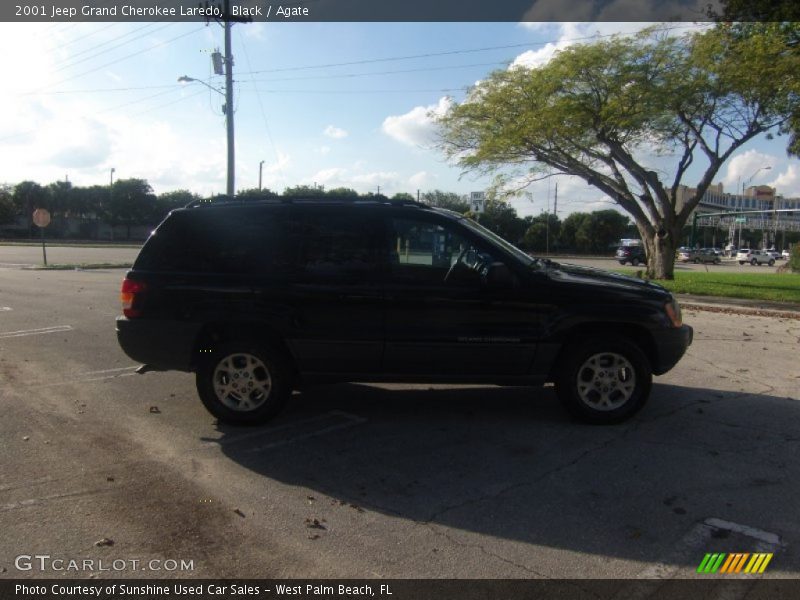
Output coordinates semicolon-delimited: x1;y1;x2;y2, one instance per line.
1;266;798;582
0;243;786;273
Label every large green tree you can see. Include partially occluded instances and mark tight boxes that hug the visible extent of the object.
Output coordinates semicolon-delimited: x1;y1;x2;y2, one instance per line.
108;178;156;239
438;24;799;279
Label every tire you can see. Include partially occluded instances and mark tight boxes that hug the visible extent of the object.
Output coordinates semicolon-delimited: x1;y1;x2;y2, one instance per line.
619;261;627;265
751;259;758;266
631;258;640;267
694;258;700;264
554;337;653;425
196;341;291;426
715;259;721;265
768;259;775;266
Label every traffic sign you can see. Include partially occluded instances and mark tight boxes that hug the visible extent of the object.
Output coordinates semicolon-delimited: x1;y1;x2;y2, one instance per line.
735;217;746;223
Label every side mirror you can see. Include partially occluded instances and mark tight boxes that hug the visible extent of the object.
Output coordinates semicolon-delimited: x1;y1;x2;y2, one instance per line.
485;262;515;287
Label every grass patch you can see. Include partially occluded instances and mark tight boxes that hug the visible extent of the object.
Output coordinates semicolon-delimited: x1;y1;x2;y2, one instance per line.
617;270;800;304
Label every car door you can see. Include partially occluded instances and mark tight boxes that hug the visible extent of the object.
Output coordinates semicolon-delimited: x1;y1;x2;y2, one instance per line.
254;206;385;376
380;213;540;378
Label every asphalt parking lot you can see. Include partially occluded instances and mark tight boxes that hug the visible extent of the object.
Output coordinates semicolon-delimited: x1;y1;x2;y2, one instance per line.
1;264;799;582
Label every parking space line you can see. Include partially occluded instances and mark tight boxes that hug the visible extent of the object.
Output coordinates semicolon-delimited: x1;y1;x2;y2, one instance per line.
80;366;139;376
0;325;73;339
202;410;367;452
0;306;12;311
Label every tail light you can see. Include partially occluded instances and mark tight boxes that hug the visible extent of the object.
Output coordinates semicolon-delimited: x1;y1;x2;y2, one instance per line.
120;279;147;318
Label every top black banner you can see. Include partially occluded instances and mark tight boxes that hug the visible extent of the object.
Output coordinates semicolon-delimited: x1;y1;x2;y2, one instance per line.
3;0;779;23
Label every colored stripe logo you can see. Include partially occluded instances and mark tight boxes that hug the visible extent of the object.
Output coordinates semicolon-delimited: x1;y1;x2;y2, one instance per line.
697;553;773;574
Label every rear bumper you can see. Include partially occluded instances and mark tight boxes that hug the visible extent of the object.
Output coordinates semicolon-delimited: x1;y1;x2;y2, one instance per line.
652;324;693;375
116;317;201;372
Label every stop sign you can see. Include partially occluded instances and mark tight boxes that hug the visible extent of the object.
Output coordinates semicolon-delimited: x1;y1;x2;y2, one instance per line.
32;208;51;228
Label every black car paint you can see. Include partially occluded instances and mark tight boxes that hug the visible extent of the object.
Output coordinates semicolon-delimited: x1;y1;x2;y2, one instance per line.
117;202;691;386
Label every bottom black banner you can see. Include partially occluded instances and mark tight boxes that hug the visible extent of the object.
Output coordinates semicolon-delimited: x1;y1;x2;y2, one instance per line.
2;580;800;600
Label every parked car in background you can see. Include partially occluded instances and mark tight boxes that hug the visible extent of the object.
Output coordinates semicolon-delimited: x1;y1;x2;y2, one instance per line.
724;245;737;257
678;248;697;262
695;248;722;264
782;249;791;260
766;250;782;261
737;249;775;266
616;244;647;266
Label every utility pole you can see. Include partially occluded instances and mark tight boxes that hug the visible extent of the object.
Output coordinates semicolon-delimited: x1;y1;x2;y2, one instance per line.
188;1;251;198
224;0;235;197
258;160;265;191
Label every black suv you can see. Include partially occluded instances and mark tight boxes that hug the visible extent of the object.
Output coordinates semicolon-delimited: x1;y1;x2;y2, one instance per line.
117;198;692;425
616;244;647;266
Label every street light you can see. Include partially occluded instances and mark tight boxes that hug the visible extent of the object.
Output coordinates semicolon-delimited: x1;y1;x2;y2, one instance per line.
178;75;235;197
738;165;772;248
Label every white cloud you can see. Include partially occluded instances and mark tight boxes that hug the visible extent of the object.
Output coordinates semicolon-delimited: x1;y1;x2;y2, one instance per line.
382;97;452;148
409;171;436;189
307;167;400;194
769;165;800;198
316;145;331;155
722;150;777;193
323;125;348;139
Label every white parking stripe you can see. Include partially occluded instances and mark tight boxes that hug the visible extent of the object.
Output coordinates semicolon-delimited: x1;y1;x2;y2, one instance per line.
0;325;73;339
80;366;139;376
0;307;12;311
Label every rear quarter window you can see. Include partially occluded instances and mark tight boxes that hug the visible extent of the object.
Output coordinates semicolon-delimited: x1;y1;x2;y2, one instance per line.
134;208;296;275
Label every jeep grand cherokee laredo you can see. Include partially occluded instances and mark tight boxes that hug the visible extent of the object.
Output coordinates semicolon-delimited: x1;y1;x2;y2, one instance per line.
116;198;692;426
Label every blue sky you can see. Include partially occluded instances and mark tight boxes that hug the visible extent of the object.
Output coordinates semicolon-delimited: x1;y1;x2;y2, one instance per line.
1;21;798;218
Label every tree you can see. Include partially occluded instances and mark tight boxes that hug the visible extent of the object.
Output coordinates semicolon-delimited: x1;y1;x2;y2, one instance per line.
283;185;327;198
0;185;14;225
421;190;469;213
237;187;279;201
108;178;156;239
575;210;631;254
438;24;800;279
522;213;560;252
12;181;49;237
478;200;528;245
391;192;415;202
326;187;359;198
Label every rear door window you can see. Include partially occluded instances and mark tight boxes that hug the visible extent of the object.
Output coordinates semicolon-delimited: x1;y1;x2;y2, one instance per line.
134;208;294;275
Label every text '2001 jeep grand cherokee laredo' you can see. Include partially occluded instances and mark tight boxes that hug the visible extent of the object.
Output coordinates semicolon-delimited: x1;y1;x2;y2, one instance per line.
116;198;692;426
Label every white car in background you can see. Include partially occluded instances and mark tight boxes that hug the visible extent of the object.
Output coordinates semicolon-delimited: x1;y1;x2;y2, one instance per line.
782;249;791;260
737;249;775;266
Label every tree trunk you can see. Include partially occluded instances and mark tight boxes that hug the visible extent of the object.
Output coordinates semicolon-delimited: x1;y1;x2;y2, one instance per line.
644;232;678;280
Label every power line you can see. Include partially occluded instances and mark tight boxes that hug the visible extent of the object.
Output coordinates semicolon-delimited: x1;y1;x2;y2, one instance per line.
50;22;176;73
244;25;694;75
237;28;286;188
236;60;511;84
26;26;206;95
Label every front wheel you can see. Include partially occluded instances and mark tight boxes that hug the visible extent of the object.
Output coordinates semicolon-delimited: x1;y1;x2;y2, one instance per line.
768;259;775;266
751;259;758;266
739;261;745;265
196;341;291;426
554;338;652;424
631;258;640;267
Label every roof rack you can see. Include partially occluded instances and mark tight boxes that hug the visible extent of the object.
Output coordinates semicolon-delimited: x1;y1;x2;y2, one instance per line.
184;196;430;209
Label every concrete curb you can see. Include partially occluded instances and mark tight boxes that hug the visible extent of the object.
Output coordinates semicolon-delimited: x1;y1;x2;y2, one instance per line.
677;293;800;319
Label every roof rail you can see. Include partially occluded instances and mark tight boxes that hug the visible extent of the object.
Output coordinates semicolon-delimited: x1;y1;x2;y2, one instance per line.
184;196;431;209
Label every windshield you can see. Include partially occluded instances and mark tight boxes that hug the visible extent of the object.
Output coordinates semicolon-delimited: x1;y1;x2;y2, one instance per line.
459;217;539;269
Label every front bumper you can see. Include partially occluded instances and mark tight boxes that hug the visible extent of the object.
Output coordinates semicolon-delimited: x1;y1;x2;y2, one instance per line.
651;324;693;375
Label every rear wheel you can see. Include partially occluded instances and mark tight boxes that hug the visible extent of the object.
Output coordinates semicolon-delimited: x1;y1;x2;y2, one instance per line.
751;258;758;266
196;341;291;426
554;337;652;424
768;259;775;266
631;258;640;267
739;261;745;265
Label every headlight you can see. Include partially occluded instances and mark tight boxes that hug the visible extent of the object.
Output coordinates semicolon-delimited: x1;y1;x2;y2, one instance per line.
665;297;682;328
